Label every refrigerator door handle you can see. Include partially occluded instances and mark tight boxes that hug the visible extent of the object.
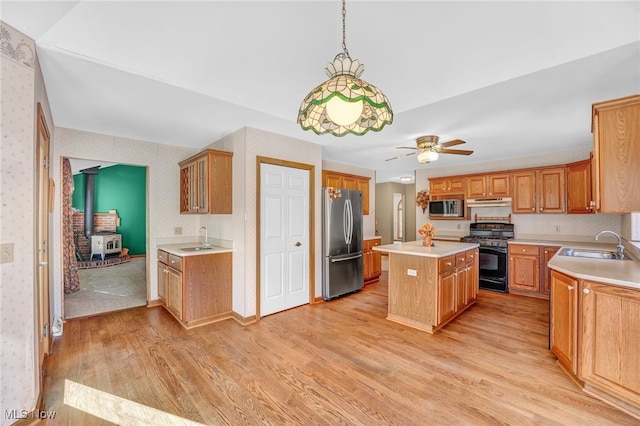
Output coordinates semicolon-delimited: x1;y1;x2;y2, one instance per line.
330;253;363;262
346;199;352;245
343;201;348;244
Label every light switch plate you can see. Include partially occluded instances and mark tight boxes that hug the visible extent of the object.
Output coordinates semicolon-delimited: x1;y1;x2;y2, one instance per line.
407;268;417;277
1;243;14;264
174;227;183;236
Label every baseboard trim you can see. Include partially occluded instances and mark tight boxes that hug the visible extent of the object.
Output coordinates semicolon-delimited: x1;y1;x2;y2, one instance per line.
231;311;257;326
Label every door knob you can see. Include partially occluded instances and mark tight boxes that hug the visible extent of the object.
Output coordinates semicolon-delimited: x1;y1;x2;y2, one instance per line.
295;242;302;247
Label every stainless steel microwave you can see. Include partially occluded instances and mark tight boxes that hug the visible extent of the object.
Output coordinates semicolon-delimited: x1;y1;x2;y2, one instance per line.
429;199;464;217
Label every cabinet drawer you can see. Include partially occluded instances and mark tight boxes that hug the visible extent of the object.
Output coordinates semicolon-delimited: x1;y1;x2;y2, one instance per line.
364;238;381;250
438;255;456;272
510;244;540;256
158;250;169;263
456;252;467;266
168;254;183;272
465;249;477;263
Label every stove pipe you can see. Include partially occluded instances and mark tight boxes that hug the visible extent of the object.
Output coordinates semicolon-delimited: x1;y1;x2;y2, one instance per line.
80;166;100;238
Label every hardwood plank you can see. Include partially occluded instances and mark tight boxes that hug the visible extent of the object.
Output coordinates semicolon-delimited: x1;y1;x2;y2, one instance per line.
41;273;638;425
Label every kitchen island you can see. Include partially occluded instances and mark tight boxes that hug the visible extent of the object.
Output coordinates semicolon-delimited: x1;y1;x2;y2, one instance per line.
374;241;479;333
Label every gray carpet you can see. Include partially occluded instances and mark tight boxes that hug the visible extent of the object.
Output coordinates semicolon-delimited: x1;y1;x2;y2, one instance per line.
65;258;147;319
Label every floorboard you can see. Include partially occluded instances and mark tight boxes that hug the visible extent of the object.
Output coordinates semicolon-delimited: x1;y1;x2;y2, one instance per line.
42;273;638;425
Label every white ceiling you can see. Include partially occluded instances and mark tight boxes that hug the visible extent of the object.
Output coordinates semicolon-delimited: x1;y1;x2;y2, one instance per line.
2;1;639;183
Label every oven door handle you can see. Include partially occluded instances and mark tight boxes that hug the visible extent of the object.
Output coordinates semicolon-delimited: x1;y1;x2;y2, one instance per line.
480;246;507;254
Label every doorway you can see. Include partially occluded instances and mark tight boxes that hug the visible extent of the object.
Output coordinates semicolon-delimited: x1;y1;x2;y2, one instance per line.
257;158;315;318
62;157;148;319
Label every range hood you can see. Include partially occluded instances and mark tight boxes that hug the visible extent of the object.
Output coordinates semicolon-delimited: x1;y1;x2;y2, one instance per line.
466;197;512;207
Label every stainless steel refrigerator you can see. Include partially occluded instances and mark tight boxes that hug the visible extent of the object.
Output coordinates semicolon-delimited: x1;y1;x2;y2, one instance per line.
322;187;364;300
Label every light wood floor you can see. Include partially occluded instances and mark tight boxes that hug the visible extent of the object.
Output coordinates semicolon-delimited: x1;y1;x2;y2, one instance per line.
42;273;638;425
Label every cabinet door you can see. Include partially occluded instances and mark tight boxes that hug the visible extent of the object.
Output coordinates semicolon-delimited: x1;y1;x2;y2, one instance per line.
455;266;466;313
465;250;478;305
566;159;593;214
509;254;540;292
342;176;358;190
541;246;559;295
550;271;578;374
593;96;640;213
466;176;486;198
323;172;343;188
357;178;370;215
512;171;537;213
581;280;640;403
157;261;167;303
429;178;447;196
448;178;465;194
538;168;565;213
179;167;190;213
487;173;510;197
167;268;183;319
371;250;382;278
196;156;209;213
437;270;457;325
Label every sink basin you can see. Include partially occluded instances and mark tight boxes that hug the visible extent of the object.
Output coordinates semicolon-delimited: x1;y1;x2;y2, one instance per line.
558;247;627;260
181;246;214;252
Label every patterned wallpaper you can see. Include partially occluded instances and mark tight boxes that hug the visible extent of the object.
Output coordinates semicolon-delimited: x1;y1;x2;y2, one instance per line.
0;21;37;424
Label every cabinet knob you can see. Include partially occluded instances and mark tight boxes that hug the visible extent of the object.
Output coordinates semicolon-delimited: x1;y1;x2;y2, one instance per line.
567;285;574;291
171;260;176;264
583;288;590;294
532;208;535;211
540;208;544;211
446;262;452;266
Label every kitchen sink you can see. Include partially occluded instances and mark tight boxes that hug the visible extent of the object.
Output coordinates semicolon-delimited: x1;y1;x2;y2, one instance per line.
181;246;215;252
558;247;627;260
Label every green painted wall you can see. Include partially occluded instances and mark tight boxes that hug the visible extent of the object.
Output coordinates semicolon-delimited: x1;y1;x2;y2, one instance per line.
73;164;147;255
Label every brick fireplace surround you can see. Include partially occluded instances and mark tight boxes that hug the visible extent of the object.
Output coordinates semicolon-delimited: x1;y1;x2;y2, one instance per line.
72;211;129;268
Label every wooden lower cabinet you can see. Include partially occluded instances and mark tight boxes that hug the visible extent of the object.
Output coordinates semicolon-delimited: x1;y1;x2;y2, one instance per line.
386;248;478;333
549;271;640;419
550;271;578;374
580;280;640;415
508;243;560;299
363;238;382;283
157;250;232;329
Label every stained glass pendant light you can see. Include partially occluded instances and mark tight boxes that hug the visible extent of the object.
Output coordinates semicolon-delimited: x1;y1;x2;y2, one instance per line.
297;0;393;136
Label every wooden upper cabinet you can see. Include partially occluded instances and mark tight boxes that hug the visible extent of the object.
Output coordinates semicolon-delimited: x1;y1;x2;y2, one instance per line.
512;168;565;214
512;171;537;213
179;149;233;214
566;159;593;214
466;173;510;199
592;95;640;213
322;170;371;215
430;176;465;196
538;167;565;213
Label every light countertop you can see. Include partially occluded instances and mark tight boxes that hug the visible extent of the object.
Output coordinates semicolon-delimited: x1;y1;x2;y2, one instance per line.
374;240;478;258
157;242;233;257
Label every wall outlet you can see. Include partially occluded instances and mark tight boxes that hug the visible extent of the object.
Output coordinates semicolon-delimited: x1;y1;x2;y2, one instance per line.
0;243;14;264
407;269;417;277
174;227;183;236
457;224;462;230
554;225;561;233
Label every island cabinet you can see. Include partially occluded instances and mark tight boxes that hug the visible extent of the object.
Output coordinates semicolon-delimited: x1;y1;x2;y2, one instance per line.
549;270;640;419
363;237;382;284
179;149;233;214
322;170;371;215
466;173;511;199
157;249;232;329
592;95;640;213
566;158;594;214
513;167;566;214
385;246;478;333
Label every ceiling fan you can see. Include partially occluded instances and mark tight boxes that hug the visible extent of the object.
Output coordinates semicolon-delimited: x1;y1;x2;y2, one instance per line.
386;135;474;163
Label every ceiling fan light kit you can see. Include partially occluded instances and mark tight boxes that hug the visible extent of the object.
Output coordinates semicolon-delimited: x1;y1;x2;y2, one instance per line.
297;0;393;136
386;135;474;163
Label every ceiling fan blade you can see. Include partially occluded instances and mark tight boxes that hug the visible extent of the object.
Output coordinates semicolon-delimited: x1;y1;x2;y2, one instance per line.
438;148;474;156
385;152;418;161
395;146;419;150
439;139;466;148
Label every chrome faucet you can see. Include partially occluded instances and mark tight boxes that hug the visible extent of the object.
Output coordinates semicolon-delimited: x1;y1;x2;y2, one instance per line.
595;230;624;259
200;226;211;248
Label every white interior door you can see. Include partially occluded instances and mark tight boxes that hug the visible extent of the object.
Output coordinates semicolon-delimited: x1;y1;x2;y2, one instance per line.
261;163;309;316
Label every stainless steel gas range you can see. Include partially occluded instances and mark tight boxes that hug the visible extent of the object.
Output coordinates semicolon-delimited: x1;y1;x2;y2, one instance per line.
461;222;514;293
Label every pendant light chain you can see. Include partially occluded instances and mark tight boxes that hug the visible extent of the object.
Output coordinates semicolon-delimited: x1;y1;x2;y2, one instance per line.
341;0;351;59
